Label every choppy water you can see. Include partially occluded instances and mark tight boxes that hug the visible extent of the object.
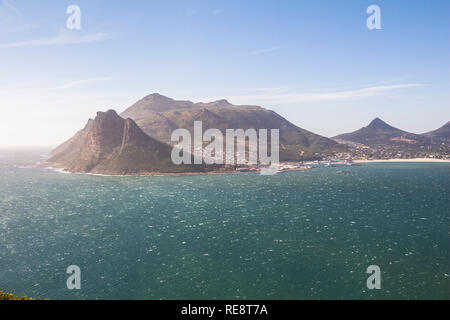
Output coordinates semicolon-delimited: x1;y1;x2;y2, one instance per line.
0;160;449;299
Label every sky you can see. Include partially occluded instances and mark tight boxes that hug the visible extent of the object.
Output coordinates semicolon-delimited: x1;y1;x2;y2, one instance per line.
0;0;449;147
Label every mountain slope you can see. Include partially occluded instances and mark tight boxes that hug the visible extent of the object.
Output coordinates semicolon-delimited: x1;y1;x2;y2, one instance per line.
333;118;428;146
48;110;209;174
120;93;345;161
332;118;450;159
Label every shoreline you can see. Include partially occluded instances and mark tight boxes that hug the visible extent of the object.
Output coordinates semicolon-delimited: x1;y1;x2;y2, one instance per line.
43;165;239;177
354;158;450;163
42;162;312;177
11;158;450;178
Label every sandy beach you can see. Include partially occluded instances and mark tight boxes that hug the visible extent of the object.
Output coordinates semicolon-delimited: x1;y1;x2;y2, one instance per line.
354;158;450;163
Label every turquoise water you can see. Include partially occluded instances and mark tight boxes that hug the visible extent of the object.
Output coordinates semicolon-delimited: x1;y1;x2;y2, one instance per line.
0;163;449;299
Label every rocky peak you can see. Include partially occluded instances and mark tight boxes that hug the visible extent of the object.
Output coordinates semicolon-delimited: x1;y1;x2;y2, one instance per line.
90;109;125;153
121;118;155;149
367;118;400;131
141;93;174;102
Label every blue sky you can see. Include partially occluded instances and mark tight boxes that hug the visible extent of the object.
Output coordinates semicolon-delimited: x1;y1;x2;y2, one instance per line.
0;0;449;147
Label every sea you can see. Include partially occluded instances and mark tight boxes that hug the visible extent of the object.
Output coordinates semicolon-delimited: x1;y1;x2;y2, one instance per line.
0;149;449;299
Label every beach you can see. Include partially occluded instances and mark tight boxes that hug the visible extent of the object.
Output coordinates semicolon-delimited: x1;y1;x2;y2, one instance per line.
354;158;450;163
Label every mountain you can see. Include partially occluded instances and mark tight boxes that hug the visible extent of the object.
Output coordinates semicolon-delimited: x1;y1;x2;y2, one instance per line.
120;93;344;161
422;121;450;141
333;118;428;146
48;110;209;175
332;118;450;159
49;94;347;175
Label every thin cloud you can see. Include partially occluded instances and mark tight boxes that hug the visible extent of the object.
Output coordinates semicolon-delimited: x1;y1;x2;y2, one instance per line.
0;0;19;16
0;32;112;48
195;84;423;105
56;77;119;90
0;0;34;34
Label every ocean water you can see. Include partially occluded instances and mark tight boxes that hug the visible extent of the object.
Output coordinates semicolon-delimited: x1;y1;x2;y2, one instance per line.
0;161;449;299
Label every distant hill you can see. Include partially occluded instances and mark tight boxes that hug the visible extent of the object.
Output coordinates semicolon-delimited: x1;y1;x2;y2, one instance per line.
48;110;210;175
120;93;345;161
332;118;450;159
422;121;450;141
333;118;429;146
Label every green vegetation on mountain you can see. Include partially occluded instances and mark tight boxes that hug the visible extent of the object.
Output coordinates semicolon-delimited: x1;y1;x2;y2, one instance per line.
0;290;45;300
